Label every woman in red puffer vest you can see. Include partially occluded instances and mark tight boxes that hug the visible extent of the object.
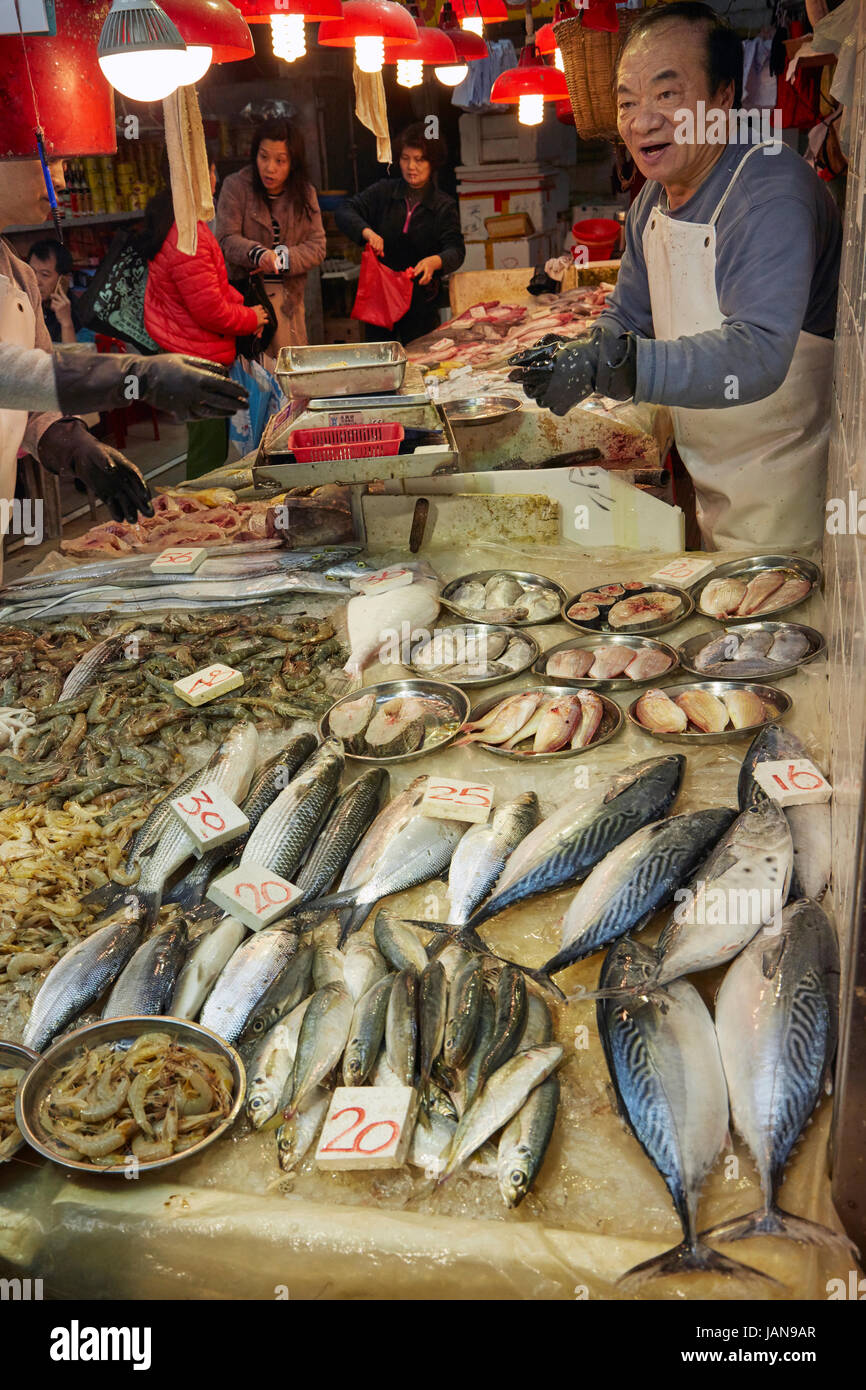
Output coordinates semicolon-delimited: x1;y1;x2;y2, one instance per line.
142;168;269;477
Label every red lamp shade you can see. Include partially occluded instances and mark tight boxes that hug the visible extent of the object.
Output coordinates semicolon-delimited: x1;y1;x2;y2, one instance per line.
235;0;342;22
535;22;556;55
451;0;508;24
490;46;569;104
318;0;418;46
556;97;575;124
437;13;487;60
386;23;457;63
163;0;254;60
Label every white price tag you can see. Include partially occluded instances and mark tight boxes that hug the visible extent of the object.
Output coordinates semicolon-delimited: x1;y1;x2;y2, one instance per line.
315;1086;416;1171
351;565;415;596
150;546;207;575
170;783;250;855
173;663;244;706
328;412;364;427
421;777;494;824
649;556;715;586
753;759;832;806
206;862;301;930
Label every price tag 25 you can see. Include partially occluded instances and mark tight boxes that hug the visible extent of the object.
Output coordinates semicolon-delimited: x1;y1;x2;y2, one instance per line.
421;777;494;824
351;566;414;596
206;861;301;930
753;759;832;807
170;783;250;856
316;1086;416;1171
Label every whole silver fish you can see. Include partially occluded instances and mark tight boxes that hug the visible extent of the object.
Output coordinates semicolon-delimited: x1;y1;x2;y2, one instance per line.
475;965;526;1094
23;907;142;1051
518;991;553;1050
418;960;447;1103
373;912;428;974
497;1075;559;1208
442;955;484;1072
705;899;854;1256
440;1044;563;1182
60;633;131;699
338;776;429;891
458;984;496;1113
240;942;314;1043
385;969;418;1087
444;792;540;926
408;1111;498;1178
241;738;344;884
597;937;768;1289
102;918;188;1018
430;938;470;982
342;938;388;1001
199;927;299;1044
171;915;246;1019
343;974;394;1086
276;1087;330;1172
245;997;312;1129
292;768;389;906
120;753;221;875
738;723;831;901
286;983;354;1116
312;944;345;989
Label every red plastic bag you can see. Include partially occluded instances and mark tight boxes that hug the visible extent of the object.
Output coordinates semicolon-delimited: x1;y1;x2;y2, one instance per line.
351;245;414;329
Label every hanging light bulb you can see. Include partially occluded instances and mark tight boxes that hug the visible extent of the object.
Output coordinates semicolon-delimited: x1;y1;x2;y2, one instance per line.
97;0;190;102
553;47;564;71
517;92;543;125
270;12;306;60
179;45;212;82
434;61;468;85
396;57;423;86
355;32;384;70
461;15;483;34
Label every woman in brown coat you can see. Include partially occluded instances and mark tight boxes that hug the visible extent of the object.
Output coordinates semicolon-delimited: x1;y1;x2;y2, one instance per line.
215;119;326;355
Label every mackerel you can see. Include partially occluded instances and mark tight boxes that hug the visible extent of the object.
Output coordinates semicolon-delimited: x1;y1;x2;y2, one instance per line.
385;969;418;1086
497;1075;559;1208
440;1044;563;1182
286;983;354;1117
343;974;394;1086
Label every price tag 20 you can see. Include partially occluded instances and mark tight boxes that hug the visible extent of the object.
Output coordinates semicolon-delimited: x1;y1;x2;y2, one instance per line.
170;783;250;856
206;861;302;931
421;777;494;824
753;759;832;806
316;1086;416;1171
351;566;414;596
174;663;244;707
649;556;715;586
150;546;207;575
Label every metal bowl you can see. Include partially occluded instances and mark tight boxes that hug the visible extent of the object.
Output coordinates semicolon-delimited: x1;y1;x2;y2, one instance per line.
562;582;694;635
439;570;567;628
442;396;522;426
677;622;826;681
15;1016;244;1177
533;633;680;690
465;683;623;762
693;554;821;623
408;623;539;689
0;1041;38;1162
626;680;792;745
320;679;470;764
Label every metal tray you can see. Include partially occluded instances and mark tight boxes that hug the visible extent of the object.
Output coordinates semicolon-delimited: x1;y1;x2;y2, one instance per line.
562;581;693;636
16;1016;244;1176
465;683;623;762
276;342;408;399
627;679;792;745
443;396;522;426
0;1041;38;1162
533;633;680;690
693;554;821;623
440;570;567;628
320;679;470;763
677;622;826;680
409;623;540;688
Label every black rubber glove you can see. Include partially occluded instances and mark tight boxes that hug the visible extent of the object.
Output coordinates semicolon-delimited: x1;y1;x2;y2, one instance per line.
508;327;637;415
52;352;249;421
38;419;154;524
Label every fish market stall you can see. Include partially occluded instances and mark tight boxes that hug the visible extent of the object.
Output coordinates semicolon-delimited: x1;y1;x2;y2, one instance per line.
0;534;852;1302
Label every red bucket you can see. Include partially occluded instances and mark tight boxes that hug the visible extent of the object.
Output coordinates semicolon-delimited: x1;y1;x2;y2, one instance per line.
571;217;621;261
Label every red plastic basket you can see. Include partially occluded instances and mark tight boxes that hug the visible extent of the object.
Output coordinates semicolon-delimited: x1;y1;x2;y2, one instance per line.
289;423;404;462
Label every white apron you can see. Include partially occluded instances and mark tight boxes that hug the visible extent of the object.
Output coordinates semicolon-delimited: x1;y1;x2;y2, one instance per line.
0;273;36;583
642;141;834;551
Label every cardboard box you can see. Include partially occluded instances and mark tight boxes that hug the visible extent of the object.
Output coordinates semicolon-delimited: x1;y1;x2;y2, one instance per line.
462;230;555;273
458;111;575;167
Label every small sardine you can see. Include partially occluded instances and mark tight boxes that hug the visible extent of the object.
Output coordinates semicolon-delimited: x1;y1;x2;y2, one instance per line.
343;974;394;1086
373;912;429;974
440;1044;563;1181
246;999;311;1129
276;1087;330;1172
287;983;354;1117
475;965;526;1094
342;938;388;1001
497;1075;560;1208
385;969;418;1087
313;944;345;990
442;955;484;1071
418;960;447;1103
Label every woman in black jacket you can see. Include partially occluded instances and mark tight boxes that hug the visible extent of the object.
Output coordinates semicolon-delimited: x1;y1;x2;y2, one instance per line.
336;124;465;346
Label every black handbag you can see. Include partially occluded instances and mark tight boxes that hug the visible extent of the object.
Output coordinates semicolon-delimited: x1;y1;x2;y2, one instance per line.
231;272;278;360
76;230;160;354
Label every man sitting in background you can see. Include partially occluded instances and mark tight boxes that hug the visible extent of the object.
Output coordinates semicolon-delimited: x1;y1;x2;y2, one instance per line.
26;239;80;344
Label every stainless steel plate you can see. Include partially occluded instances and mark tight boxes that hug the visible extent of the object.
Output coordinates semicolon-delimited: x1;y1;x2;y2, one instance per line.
440;570;567;628
0;1041;38;1162
693;554;821;623
465;683;623;761
443;396;523;425
533;633;680;690
562;581;694;636
16;1016;244;1176
276;342;407;399
408;623;540;688
677;622;826;680
627;680;792;744
320;679;470;763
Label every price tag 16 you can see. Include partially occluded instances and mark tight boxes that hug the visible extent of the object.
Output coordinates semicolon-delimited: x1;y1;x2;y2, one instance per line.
649;556;715;586
753;759;832;806
173;663;244;707
421;777;494;824
206;861;301;931
150;546;207;575
351;566;414;596
316;1086;416;1171
170;783;249;856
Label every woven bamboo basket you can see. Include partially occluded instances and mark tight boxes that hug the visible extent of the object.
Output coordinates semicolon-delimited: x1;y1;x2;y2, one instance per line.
554;11;640;143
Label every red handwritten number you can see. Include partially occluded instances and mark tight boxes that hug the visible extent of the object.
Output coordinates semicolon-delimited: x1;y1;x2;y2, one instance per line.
189;666;229;693
177;789;226;837
429;783;491;807
234;879;294;914
163;550;193;563
321;1106;400;1155
772;762;824;793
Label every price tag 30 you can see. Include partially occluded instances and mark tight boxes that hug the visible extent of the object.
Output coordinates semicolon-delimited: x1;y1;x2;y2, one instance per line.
421;777;494;824
206;861;301;930
170;783;249;856
649;556;715;586
315;1086;416;1171
351;566;414;595
174;663;244;706
150;546;207;574
753;759;832;806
